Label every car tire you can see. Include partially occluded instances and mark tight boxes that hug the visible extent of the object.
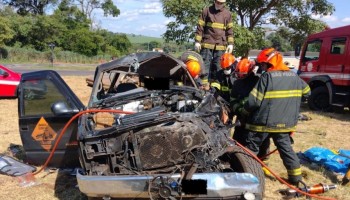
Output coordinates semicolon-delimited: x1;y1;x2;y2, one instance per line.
308;86;331;111
225;146;265;198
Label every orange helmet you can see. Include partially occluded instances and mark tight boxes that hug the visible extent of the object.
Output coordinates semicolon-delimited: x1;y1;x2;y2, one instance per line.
220;53;235;69
257;48;276;63
257;48;290;71
235;58;254;79
186;60;201;78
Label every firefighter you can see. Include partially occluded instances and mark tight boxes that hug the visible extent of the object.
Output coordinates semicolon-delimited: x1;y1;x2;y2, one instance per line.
194;0;234;84
240;48;311;186
180;51;205;88
230;58;259;144
230;58;271;176
211;53;237;103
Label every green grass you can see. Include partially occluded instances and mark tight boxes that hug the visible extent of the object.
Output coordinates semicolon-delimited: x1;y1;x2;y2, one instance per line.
126;34;164;43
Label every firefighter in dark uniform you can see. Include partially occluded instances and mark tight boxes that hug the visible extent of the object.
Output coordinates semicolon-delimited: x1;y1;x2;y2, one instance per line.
194;0;234;85
211;53;237;103
240;48;311;186
230;58;259;144
230;58;271;175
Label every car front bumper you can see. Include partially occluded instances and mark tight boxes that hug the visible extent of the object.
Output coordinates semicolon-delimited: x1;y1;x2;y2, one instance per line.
77;171;262;199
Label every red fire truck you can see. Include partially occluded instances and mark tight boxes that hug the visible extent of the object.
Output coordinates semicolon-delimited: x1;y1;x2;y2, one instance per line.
298;25;350;111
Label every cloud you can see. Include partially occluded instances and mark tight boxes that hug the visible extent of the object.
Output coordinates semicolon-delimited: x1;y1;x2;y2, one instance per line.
342;17;350;23
94;0;170;37
140;2;162;14
311;14;338;22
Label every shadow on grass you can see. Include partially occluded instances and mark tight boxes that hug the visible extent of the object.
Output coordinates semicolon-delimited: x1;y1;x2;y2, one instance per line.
54;170;88;200
300;102;350;123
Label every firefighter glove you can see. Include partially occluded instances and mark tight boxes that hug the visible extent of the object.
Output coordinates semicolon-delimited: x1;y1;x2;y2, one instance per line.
237;107;249;118
231;102;241;114
226;45;234;54
194;42;201;52
239;97;248;107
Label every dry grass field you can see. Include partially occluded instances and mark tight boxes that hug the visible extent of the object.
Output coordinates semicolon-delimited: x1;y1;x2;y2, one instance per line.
0;75;350;200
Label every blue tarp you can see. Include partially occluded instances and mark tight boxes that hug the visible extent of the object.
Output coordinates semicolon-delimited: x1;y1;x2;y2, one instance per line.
303;147;350;174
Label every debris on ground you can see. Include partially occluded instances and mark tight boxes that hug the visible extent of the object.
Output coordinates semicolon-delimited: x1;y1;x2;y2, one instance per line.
298;113;312;121
0;154;36;177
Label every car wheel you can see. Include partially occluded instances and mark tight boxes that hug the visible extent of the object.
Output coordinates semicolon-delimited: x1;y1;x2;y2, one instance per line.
308;86;331;111
225;146;265;198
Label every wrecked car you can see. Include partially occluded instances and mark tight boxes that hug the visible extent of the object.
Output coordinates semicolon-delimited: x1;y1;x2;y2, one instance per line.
17;52;264;199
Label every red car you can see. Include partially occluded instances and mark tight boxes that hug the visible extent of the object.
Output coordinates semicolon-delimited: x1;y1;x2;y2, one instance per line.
0;65;21;98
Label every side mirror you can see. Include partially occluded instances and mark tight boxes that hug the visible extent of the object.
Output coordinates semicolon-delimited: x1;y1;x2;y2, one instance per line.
1;71;9;77
294;44;301;58
51;101;74;115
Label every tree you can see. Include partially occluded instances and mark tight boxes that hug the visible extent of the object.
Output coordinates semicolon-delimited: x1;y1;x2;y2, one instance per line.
1;0;58;15
62;28;98;56
0;17;14;45
161;0;334;55
162;0;208;44
54;0;90;30
28;16;67;51
75;0;120;24
4;14;36;47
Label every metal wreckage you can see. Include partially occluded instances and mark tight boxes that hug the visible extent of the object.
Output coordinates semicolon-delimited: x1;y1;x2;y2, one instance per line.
17;52;264;199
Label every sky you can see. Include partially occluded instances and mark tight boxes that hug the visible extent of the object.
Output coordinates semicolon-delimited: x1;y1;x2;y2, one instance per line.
93;0;350;38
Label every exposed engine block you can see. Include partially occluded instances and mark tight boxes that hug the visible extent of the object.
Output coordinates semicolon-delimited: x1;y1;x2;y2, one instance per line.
136;121;207;170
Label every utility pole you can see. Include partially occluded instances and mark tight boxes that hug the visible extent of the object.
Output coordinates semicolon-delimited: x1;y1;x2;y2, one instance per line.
48;43;55;67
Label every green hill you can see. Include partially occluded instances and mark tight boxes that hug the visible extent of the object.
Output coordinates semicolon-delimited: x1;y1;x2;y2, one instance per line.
126;34;164;44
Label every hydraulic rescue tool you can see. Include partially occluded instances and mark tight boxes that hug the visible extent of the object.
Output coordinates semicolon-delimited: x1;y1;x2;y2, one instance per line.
279;181;337;199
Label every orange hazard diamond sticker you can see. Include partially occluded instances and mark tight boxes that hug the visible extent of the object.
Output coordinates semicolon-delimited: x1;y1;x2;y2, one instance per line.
32;117;57;151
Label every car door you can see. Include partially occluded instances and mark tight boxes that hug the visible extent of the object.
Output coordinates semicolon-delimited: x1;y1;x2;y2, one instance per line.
299;39;325;82
18;70;84;168
325;37;348;86
0;67;19;97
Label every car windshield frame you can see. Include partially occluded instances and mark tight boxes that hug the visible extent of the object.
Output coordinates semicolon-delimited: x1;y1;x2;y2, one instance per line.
88;52;198;107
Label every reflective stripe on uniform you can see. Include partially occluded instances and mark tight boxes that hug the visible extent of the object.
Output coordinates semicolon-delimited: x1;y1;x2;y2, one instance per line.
287;168;302;176
250;88;264;101
227;37;234;43
211;82;221;90
198;19;205;26
221;86;230;92
187;55;199;61
265;90;303;98
245;123;297;133
206;22;225;30
202;79;209;84
203;43;226;50
303;86;311;94
226;22;233;29
195;35;202;41
251;88;307;100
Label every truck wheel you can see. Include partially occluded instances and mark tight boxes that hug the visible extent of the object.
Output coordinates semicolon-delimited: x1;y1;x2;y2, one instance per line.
308;86;331;111
225;146;265;198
